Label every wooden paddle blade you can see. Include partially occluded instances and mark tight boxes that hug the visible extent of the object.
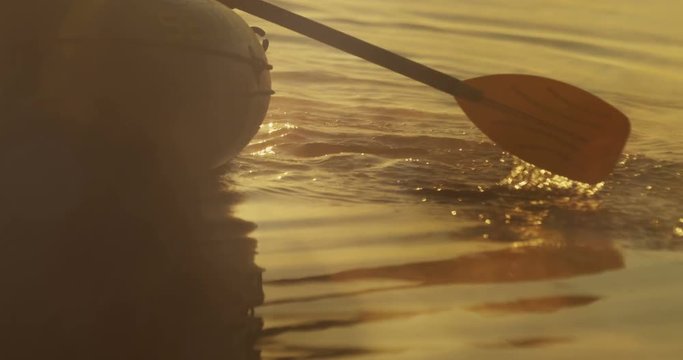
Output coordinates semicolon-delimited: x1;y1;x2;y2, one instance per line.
456;74;629;184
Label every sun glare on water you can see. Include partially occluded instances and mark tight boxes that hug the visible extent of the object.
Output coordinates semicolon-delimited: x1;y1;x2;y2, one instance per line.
500;158;605;197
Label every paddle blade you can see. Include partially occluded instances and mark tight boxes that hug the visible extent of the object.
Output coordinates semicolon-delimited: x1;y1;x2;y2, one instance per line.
456;74;629;184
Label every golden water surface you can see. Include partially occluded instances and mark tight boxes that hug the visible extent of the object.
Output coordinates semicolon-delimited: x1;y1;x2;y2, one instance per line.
2;0;682;359
235;0;683;359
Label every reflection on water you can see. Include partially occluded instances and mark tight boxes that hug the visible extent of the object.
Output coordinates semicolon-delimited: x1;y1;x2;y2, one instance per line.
245;165;642;358
234;0;683;357
268;240;622;288
265;188;623;301
469;295;600;315
475;336;574;349
262;309;431;337
0;127;264;359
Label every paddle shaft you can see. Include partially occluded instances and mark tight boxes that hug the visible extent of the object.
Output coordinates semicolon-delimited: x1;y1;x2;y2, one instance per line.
224;0;482;100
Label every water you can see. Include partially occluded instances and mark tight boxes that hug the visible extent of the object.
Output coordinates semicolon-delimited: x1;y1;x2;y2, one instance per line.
2;0;682;358
231;0;683;358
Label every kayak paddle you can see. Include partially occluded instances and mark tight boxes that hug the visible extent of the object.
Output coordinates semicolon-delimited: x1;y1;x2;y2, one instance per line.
222;0;630;184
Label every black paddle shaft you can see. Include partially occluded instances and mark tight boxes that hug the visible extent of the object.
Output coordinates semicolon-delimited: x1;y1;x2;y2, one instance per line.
222;0;483;100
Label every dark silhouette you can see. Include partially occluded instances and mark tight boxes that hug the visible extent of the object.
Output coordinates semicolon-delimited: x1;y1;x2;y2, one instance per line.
2;2;267;357
0;123;264;359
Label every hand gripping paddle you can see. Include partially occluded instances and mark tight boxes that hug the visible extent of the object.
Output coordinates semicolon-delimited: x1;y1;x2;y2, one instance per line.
222;0;630;184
